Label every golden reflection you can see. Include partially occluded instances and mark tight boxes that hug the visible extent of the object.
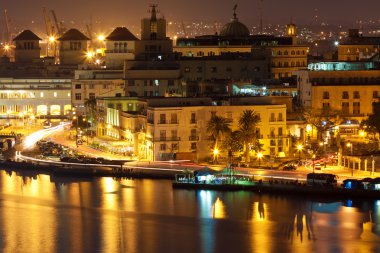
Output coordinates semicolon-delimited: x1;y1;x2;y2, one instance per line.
251;201;270;253
212;197;226;219
101;177;118;210
252;201;267;221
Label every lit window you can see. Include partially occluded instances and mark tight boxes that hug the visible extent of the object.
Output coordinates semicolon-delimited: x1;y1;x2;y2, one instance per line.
40;92;44;98
54;92;57;97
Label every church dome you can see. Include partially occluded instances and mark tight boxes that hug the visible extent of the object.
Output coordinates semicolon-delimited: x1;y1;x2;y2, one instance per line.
219;8;250;37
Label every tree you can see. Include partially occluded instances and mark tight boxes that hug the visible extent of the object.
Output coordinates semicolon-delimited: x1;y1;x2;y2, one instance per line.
237;110;261;163
84;98;97;130
363;102;380;138
303;108;341;142
207;115;231;162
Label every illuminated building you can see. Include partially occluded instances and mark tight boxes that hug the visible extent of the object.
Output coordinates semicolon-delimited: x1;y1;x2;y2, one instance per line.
58;28;90;65
0;78;72;118
174;8;308;80
338;29;380;61
13;30;41;64
96;97;289;161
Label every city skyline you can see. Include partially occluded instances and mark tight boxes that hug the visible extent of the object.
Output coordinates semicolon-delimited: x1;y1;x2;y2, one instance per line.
2;0;380;34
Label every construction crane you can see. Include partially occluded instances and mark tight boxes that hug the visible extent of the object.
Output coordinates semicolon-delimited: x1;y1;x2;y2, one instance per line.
3;9;11;43
42;7;55;37
50;10;62;36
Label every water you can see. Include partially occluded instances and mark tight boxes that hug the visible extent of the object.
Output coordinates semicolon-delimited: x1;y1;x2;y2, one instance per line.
0;169;379;253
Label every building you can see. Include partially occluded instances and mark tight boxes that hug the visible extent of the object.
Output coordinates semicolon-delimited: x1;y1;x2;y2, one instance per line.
58;28;90;65
338;29;380;61
13;30;41;64
96;97;289;161
174;7;308;80
0;78;72;119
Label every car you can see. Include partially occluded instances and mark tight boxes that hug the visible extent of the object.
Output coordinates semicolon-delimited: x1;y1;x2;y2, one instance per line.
283;164;297;171
314;163;321;170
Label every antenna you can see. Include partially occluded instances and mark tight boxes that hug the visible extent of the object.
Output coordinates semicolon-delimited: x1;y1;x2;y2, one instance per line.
259;0;263;34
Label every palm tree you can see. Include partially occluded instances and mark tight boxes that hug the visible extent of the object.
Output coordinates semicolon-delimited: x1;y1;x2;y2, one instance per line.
238;110;261;163
207;115;231;162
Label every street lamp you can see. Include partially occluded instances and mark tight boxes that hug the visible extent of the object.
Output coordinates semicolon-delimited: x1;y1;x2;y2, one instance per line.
213;148;219;163
297;144;303;162
257;152;263;166
346;142;353;176
312;154;316;184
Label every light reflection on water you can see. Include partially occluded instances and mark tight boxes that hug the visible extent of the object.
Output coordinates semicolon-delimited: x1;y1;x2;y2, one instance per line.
0;169;379;253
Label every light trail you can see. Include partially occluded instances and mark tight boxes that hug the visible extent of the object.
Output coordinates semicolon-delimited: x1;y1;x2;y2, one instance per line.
23;123;71;149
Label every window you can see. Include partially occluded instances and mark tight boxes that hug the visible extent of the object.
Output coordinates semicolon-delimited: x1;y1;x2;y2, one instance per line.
211;67;217;73
159;114;166;124
128;80;135;86
116;103;122;110
353;91;360;99
270;113;275;122
342;102;349;114
184;67;190;72
322;103;330;110
160;144;166;151
278;113;283;121
373;91;379;98
196;67;203;73
89;84;95;89
75;84;81;89
89;93;95;100
190;112;196;123
75;93;81;100
171;113;178;124
342;91;349;99
103;84;108;89
278;127;283;137
270;128;275;138
168;80;174;86
160;130;166;140
171;143;178;151
40;92;44;98
323;91;329;99
53;92;57;98
171;130;178;139
353;102;360;115
191;142;197;150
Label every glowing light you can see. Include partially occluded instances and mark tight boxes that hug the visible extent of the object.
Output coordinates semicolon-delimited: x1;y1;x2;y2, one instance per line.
257;152;263;159
334;41;339;46
359;131;365;137
297;144;303;151
346;143;352;148
97;35;105;41
48;36;56;43
4;45;10;51
86;51;94;58
306;124;312;133
213;148;219;155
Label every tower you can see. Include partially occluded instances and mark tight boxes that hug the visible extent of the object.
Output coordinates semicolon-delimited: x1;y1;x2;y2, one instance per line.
141;4;167;40
286;23;297;45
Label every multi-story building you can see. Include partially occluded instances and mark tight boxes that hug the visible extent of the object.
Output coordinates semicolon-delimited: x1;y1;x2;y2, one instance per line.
174;8;308;80
96;97;289;161
338;29;380;61
0;78;72;118
72;68;124;114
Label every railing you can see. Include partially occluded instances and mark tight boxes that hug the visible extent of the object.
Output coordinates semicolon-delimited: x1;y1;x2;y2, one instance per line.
153;137;181;142
189;136;199;141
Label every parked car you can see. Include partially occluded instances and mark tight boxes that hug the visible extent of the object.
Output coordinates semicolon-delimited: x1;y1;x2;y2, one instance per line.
283;164;297;171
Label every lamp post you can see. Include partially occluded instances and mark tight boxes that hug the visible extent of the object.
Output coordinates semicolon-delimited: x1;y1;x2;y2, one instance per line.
297;144;303;162
312;154;316;184
347;142;353;176
213;148;219;164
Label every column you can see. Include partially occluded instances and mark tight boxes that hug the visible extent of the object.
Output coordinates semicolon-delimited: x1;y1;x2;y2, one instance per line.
365;159;367;171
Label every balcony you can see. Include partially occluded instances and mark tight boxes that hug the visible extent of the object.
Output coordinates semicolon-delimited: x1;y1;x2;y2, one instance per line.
189;136;199;141
158;120;167;124
153;137;181;142
170;120;179;124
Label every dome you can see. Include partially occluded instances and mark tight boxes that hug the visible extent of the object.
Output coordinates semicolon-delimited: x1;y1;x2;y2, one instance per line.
219;11;250;37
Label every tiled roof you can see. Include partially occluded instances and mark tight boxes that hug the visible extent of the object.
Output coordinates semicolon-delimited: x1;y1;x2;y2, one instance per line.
58;28;90;41
13;30;41;41
106;27;139;41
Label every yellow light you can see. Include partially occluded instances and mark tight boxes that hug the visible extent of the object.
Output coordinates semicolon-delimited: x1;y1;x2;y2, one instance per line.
72;116;77;120
297;144;303;151
107;124;112;129
4;45;10;51
257;152;263;159
213;148;219;155
86;51;94;58
312;154;316;159
48;36;56;43
319;142;324;146
346;143;351;148
18;112;24;117
30;115;35;120
359;131;365;137
97;35;105;41
306;124;312;133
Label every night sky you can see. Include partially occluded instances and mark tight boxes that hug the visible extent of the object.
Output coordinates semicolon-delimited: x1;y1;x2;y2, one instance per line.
2;0;380;33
